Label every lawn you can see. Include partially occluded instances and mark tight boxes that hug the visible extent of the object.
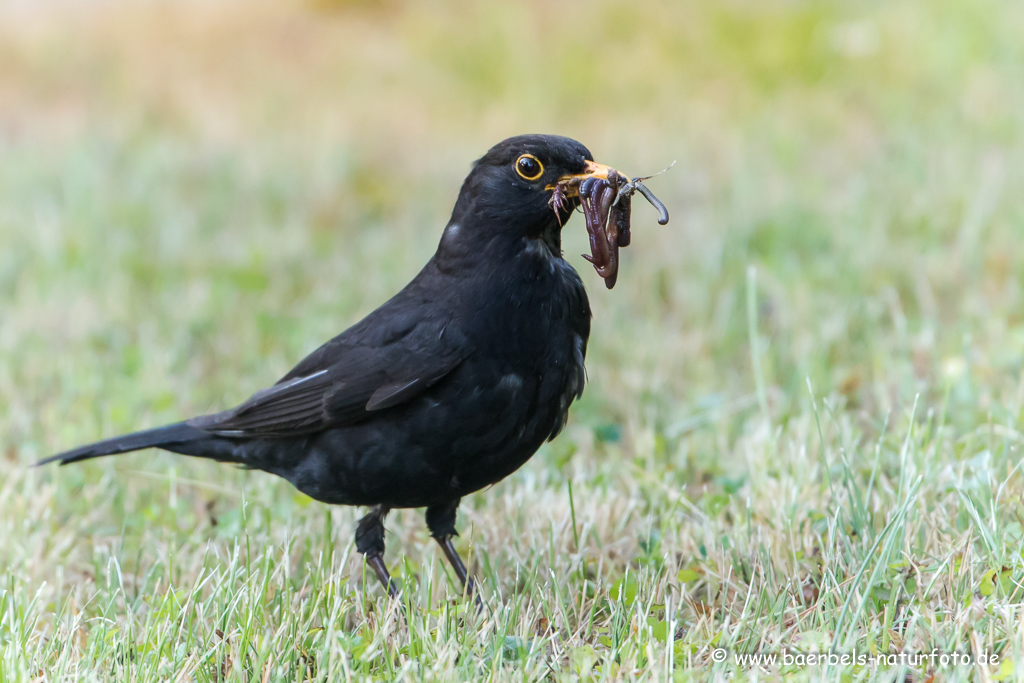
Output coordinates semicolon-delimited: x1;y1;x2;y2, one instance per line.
3;0;1024;680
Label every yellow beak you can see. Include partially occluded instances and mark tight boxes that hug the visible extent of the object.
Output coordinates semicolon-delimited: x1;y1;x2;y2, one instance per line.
549;161;628;196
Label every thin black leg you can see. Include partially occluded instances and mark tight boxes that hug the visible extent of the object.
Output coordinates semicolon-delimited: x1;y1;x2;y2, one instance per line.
425;499;482;607
365;554;400;599
355;505;400;598
436;534;476;596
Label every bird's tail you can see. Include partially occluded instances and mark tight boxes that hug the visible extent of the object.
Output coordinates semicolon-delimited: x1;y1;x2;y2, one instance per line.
36;422;216;467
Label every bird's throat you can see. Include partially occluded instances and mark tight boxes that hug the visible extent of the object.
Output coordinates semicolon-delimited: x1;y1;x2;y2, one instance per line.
532;221;563;258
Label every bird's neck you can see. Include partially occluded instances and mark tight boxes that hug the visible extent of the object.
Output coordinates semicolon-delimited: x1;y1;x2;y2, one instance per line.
434;206;564;272
532;220;563;258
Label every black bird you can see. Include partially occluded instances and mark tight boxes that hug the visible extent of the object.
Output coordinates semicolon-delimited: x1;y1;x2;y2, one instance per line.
39;134;624;599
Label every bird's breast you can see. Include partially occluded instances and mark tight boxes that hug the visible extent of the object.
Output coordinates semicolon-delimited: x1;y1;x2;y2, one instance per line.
432;245;590;489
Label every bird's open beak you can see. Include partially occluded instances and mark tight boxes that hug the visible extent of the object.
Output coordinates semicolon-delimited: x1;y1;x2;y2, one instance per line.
549;161;628;197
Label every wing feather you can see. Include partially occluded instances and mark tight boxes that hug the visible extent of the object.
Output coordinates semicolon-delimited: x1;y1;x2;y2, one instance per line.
189;312;468;437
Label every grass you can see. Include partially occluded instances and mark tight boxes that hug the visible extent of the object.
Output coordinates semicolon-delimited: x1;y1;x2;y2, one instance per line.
3;0;1024;679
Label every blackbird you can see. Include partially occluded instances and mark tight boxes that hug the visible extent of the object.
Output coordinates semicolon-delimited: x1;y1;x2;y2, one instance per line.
39;134;626;599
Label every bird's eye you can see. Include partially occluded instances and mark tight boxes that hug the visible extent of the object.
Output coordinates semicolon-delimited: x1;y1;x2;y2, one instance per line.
515;154;544;181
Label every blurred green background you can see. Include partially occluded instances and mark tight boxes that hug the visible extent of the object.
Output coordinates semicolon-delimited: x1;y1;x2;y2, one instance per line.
3;0;1024;678
3;0;1022;452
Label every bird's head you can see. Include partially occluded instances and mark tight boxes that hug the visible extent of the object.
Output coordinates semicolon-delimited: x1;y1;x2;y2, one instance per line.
442;134;621;255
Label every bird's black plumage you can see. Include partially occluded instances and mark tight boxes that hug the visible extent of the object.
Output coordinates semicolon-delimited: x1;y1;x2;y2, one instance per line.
40;134;611;599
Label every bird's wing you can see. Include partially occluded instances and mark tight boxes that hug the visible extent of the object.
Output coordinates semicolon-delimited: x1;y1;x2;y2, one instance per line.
189;312;468;437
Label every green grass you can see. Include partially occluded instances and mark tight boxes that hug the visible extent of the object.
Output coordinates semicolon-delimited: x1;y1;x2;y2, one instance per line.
3;0;1024;680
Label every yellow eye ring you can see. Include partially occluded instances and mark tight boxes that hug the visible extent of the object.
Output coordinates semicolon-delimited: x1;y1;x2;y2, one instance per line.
515;154;544;181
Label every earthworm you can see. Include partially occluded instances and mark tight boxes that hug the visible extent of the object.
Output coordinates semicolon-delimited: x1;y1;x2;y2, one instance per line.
552;162;671;289
579;175;620;289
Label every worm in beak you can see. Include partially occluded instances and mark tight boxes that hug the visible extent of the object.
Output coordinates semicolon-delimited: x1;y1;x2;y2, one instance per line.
550;162;671;289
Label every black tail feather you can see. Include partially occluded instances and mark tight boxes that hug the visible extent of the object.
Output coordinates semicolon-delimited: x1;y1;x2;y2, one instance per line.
36;422;212;467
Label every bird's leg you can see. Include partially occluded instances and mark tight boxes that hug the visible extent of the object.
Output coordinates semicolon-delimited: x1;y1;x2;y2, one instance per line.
438;536;473;592
355;505;400;598
425;499;481;605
